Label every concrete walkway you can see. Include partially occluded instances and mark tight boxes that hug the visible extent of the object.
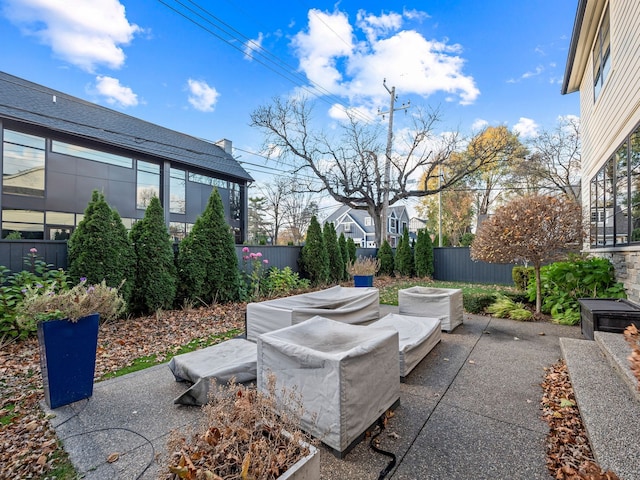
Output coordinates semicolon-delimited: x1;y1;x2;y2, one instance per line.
46;309;582;479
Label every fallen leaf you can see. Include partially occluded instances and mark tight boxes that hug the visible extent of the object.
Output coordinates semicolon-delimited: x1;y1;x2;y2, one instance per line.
107;452;119;463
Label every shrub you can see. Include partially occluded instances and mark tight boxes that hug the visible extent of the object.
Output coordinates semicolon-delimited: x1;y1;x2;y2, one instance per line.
300;216;329;286
487;294;533;321
0;248;68;344
529;255;626;324
262;267;310;297
68;190;135;304
377;240;394;276
323;222;344;283
346;237;357;264
347;256;379;276
414;229;434;278
463;293;495;314
129;196;177;314
177;189;242;304
512;266;534;291
240;246;269;301
338;233;349;281
459;232;475;247
395;228;414;277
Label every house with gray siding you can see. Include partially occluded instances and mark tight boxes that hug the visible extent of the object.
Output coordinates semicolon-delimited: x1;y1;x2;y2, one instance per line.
0;71;252;242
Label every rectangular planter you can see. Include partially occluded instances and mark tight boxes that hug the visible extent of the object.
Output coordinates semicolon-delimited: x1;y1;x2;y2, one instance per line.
353;275;374;287
578;298;640;340
37;313;100;409
278;440;319;480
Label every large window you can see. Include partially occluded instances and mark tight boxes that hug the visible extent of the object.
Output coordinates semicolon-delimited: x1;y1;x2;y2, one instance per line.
52;140;132;168
3;130;45;197
2;209;44;239
170;168;186;214
593;5;611;101
591;124;640;247
136;161;160;209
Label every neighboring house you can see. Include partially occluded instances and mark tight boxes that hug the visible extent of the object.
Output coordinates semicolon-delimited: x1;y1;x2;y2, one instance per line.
0;71;252;243
562;1;640;301
324;204;411;248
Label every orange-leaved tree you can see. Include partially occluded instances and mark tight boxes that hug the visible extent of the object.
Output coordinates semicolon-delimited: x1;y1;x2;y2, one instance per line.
470;195;583;313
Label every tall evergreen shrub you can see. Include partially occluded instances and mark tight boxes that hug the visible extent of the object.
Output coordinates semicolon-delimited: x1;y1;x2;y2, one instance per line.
415;229;434;277
300;216;329;286
323;222;343;284
176;189;242;304
377;240;395;276
395;228;414;277
346;237;357;264
338;233;349;281
129;196;177;314
68;190;135;303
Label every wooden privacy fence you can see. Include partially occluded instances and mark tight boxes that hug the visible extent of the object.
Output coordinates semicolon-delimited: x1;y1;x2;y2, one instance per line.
0;242;515;286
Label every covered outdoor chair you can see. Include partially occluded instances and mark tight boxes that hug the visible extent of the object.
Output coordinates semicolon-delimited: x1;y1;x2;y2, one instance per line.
398;286;463;332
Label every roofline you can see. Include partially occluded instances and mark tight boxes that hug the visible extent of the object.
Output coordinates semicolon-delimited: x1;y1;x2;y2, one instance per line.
561;0;588;95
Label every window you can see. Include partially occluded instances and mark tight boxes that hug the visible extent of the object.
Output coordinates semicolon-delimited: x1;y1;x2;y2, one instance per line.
170;168;186;214
593;5;610;101
3;130;45;197
136;161;160;209
2;209;44;239
590;124;640;247
364;216;372;227
230;182;241;221
52;140;132;168
188;172;227;188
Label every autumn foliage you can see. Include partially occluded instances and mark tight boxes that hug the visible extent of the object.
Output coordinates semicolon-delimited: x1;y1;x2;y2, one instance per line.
471;195;583;313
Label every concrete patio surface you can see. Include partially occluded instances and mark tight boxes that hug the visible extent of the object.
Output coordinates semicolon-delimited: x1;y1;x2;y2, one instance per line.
45;307;584;479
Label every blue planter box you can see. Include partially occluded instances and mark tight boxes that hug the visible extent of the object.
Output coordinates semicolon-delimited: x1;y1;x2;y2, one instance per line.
353;275;374;287
37;313;100;409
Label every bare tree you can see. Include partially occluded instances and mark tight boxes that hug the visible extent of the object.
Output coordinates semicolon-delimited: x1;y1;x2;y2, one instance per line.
259;178;287;245
470;195;583;314
250;97;501;246
523;116;581;203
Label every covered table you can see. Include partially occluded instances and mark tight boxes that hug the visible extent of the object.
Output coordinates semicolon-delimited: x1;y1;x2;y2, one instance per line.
168;338;257;405
371;313;441;377
246;285;380;342
257;316;400;455
398;286;463;332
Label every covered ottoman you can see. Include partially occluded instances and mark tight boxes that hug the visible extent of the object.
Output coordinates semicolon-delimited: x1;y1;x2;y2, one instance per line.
246;285;380;342
371;313;441;377
169;338;257;405
398;286;463;332
257;316;400;455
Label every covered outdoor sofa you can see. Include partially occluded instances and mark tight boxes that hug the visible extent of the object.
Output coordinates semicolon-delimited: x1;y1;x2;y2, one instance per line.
245;285;380;341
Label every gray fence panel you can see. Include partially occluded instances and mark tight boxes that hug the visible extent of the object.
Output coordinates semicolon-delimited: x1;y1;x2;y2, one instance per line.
433;247;515;285
0;240;68;275
236;245;303;273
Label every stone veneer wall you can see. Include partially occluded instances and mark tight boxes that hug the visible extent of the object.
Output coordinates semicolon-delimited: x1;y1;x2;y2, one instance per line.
591;250;640;304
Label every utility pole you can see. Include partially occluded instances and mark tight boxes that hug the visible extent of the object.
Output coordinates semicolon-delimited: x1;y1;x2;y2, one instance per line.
378;79;410;247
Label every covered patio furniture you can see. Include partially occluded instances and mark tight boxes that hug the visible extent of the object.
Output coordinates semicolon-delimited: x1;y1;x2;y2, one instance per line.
398;286;463;332
371;313;441;377
168;338;257;406
257;316;400;455
246;285;379;342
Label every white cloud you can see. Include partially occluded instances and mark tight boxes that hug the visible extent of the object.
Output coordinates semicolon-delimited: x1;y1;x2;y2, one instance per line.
508;65;545;83
513;117;539;138
471;118;489;131
291;8;478;109
2;0;141;72
244;32;264;61
187;79;219;112
94;75;138;107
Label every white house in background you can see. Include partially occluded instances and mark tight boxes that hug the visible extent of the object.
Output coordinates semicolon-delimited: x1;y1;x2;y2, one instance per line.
323;205;411;248
562;0;640;301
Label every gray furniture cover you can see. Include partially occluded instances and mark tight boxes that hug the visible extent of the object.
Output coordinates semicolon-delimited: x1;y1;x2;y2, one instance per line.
257;316;400;454
371;313;441;377
246;285;380;342
168;338;257;405
398;286;464;332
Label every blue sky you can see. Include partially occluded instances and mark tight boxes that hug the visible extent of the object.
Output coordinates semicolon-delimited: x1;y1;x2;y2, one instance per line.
0;0;580;189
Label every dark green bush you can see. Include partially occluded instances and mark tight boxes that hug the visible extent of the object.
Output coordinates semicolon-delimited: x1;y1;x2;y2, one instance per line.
463;293;495;314
300;216;329;286
528;255;626;325
459;232;475;247
262;267;310;297
68;190;135;303
512;266;534;291
177;189;242;304
324;222;343;283
129;196;177;314
395;228;414;277
346;237;357;264
377;240;394;276
338;233;349;281
414;229;434;277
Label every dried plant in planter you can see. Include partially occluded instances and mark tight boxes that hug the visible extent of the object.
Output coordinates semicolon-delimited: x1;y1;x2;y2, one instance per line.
163;374;317;480
624;324;640;389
